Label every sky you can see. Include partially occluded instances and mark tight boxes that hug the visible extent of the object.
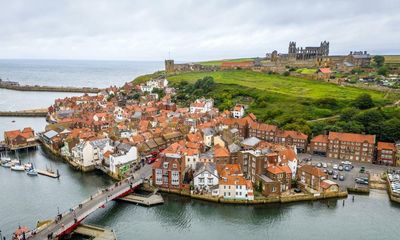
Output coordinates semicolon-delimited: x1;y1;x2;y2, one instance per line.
0;0;399;61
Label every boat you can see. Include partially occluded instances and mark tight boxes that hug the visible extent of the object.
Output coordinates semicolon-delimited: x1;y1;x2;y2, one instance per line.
26;167;38;176
24;163;33;170
1;162;12;168
10;159;19;166
11;164;25;171
11;120;15;123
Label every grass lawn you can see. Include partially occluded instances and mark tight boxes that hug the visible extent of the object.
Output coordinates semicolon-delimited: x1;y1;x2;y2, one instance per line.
197;58;256;66
295;68;317;75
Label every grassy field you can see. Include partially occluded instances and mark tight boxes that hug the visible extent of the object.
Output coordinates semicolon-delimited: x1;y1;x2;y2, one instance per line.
295;68;317;75
167;70;392;101
384;55;400;64
164;70;399;125
197;58;255;66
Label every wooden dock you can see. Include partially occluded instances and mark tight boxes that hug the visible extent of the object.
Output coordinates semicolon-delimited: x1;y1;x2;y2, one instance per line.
118;190;164;206
37;169;60;178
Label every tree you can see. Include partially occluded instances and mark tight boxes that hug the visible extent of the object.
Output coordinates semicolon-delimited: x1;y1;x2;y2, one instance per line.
373;55;385;67
340;108;359;121
377;66;388;76
353;93;374;110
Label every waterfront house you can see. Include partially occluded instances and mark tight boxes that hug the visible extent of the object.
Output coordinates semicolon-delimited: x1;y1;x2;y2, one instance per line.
71;138;112;171
297;165;327;192
376;142;397;166
193;162;219;193
4;127;36;150
109;143;138;178
217;164;254;201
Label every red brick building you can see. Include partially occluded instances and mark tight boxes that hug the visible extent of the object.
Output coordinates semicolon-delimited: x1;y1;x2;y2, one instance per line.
297;165;327;192
308;134;329;156
275;130;308;153
376;142;397;166
248;122;277;142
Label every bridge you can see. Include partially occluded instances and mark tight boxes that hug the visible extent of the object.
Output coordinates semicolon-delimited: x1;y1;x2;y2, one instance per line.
16;165;152;240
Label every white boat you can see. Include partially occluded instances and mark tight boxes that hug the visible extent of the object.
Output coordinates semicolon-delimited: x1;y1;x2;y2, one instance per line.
26;168;38;176
1;162;12;168
10;159;19;166
11;164;25;171
24;163;33;170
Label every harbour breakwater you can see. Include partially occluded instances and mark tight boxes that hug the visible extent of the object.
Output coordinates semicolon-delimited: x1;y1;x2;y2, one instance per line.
0;108;48;117
0;81;101;93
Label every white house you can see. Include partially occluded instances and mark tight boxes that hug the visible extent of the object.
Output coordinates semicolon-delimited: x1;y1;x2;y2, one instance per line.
183;148;200;170
109;143;138;176
193;162;219;192
202;128;215;147
190;98;213;113
232;104;245;119
71;138;112;170
114;106;126;122
140;84;154;93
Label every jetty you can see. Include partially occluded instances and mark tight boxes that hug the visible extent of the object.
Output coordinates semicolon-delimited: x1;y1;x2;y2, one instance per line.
0;80;101;93
72;224;117;240
37;169;60;178
118;189;164;206
0;108;47;117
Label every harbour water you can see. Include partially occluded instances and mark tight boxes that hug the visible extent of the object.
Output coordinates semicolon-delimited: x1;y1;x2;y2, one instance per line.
0;60;399;240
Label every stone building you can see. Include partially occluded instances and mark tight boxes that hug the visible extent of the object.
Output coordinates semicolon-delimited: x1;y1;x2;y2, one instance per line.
288;41;329;60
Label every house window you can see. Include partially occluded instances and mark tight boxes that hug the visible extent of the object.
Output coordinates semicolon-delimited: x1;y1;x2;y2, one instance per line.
272;187;276;192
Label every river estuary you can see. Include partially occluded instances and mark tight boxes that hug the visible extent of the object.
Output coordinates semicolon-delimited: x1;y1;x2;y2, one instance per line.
0;60;399;240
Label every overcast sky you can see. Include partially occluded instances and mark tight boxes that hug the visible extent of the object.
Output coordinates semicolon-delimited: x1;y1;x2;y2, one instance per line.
0;0;399;61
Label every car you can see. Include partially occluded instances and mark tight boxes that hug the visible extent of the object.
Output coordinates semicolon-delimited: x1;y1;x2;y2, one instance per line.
294;188;302;193
328;170;333;175
147;157;157;164
338;165;344;171
333;174;338;180
323;169;328;173
355;178;369;185
339;175;345;181
344;165;351;171
333;164;338;170
359;166;366;173
316;162;322;168
322;163;328;168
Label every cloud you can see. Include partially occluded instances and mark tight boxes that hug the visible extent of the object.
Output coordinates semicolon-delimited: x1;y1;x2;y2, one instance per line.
0;0;398;61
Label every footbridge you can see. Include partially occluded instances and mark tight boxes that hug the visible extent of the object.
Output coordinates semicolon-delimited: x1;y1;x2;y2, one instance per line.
16;177;144;240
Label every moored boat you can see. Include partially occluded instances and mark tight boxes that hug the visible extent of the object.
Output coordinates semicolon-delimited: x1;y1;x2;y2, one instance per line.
1;162;12;168
11;164;25;171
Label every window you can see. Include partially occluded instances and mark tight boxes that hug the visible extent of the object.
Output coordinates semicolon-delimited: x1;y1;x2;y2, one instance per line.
272;187;276;192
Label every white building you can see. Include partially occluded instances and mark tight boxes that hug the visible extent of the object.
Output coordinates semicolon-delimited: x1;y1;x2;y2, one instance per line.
71;138;112;169
232;104;245;119
193;163;219;192
202;128;215;147
109;143;138;175
190;98;214;113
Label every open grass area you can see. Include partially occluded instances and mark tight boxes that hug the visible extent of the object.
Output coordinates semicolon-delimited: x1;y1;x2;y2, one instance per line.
197;58;256;66
164;70;399;125
167;70;393;102
384;55;400;64
295;68;317;75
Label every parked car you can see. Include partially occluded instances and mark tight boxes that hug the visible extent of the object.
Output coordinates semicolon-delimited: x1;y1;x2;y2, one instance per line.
317;162;322;168
294;188;302;193
333;164;338;170
323;169;328;173
147;157;157;164
338;165;344;171
333;174;338;180
322;163;328;168
328;170;333;175
359;166;366;173
355;178;369;185
344;165;351;171
339;175;345;181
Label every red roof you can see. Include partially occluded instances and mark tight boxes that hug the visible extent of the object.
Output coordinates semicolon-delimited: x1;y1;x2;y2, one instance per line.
328;132;375;144
318;68;332;74
377;142;396;151
311;134;329;143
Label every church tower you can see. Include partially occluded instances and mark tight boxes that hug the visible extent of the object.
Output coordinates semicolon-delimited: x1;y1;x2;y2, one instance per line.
288;41;297;58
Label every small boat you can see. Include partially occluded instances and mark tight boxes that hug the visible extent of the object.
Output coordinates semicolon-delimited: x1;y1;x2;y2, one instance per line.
11;120;15;123
10;159;20;166
26;168;38;176
1;162;12;168
24;163;33;170
11;164;25;171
